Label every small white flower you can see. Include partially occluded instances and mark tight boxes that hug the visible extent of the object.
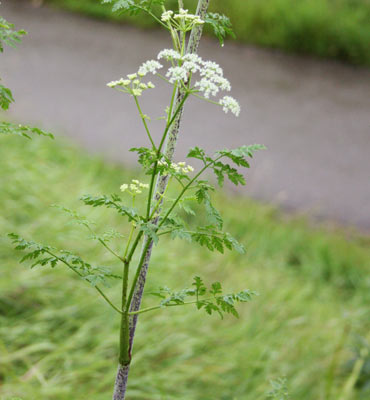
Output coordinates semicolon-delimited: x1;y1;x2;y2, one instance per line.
147;82;155;89
166;66;188;83
182;53;203;64
158;49;181;61
132;89;143;96
219;96;241;117
212;75;231;91
107;78;132;88
170;162;194;174
183;61;200;73
138;60;163;76
195;78;219;98
127;73;137;80
200;61;223;78
107;80;118;88
161;10;173;22
171;162;181;172
122;179;150;195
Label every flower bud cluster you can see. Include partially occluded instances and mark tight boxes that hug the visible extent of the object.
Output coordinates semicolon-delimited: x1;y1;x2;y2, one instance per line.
120;179;149;195
158;160;194;174
161;8;204;31
107;72;155;97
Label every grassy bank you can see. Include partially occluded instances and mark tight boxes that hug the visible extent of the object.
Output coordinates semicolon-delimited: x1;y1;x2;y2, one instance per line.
44;0;370;65
0;134;369;399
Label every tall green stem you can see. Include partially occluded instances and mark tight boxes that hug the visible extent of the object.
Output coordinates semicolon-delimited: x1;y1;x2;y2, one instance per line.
113;2;211;399
118;261;130;365
128;0;211;344
133;96;156;150
146;91;189;219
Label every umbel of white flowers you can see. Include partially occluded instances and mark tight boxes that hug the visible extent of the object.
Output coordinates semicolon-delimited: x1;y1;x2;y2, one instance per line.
161;8;205;29
158;160;195;174
107;49;241;117
120;180;149;196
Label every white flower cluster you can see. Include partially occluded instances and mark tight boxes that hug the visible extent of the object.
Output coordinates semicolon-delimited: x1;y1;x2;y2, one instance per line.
166;66;188;83
161;8;204;30
158;160;194;174
158;49;231;95
161;10;173;22
219;96;241;117
158;49;181;61
107;72;155;97
138;60;163;76
120;179;149;195
156;49;241;116
108;48;240;116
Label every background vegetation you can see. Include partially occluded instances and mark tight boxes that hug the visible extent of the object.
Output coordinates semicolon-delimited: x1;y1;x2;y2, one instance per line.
1;134;369;399
44;0;370;65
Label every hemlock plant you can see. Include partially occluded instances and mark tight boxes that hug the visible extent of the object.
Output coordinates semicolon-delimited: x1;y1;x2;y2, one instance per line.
8;1;266;398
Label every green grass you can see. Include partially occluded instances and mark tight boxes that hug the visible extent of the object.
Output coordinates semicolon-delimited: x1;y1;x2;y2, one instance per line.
0;134;370;399
44;0;370;65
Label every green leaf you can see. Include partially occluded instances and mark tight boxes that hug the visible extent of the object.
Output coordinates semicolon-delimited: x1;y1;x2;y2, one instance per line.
223;233;246;254
53;205;95;229
0;122;54;139
189;145;265;188
149;277;256;319
89;229;125;243
0;84;14;110
130;146;157;172
210;281;222;295
170;227;192;242
218;144;266;162
212;161;245;187
8;234;120;288
212;236;224;253
102;0;165;15
178;197;196;216
80;194;138;221
235;290;256;302
187;146;207;164
0;17;26;53
205;13;236;47
192;276;207;297
195;181;214;204
204;196;223;229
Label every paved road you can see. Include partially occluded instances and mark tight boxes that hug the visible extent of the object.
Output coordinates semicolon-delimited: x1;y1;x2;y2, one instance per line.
2;0;370;229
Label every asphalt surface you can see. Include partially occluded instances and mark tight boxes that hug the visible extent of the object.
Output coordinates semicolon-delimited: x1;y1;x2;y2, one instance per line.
2;0;370;229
